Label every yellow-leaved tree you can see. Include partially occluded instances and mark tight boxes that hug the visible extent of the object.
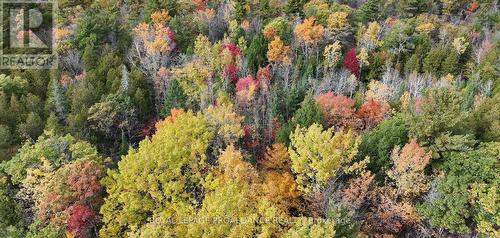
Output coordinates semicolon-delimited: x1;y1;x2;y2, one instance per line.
260;144;302;213
99;110;214;237
283;217;336;237
267;37;292;65
294;17;324;46
204;101;245;152
289;123;360;194
171;62;212;105
187;145;289;237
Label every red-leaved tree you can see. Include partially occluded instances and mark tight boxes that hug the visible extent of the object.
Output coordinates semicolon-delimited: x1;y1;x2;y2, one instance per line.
357;99;389;129
67;204;96;238
315;92;359;129
343;48;360;77
67;160;103;202
224;64;239;84
236;75;259;104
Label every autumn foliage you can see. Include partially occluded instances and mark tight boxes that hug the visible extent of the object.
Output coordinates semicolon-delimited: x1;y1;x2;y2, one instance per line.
343;48;360;77
387;138;432;198
267;37;292;64
294;17;325;46
0;0;498;237
357;99;389;130
236;75;259;104
67;204;96;238
315;92;358;129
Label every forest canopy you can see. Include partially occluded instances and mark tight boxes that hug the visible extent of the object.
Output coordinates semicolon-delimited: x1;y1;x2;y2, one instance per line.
0;0;498;237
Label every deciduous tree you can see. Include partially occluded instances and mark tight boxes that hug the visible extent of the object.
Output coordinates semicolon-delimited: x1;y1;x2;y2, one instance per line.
289;123;359;193
314;92;358;129
99;110;213;237
356;99;389;130
343;48;360;77
387;139;432;199
267;37;292;65
294;17;324;53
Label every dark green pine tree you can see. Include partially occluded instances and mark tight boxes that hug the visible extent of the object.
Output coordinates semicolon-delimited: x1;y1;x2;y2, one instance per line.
441;51;459;77
276;95;324;145
423;46;446;77
128;67;153;121
398;0;432;17
17;112;44;140
44;113;64;135
285;0;307;16
256;0;272;19
159;79;188;119
0;125;12;161
246;32;268;74
82;44;98;71
356;115;409;178
289;96;324;128
357;0;381;24
119;131;129;156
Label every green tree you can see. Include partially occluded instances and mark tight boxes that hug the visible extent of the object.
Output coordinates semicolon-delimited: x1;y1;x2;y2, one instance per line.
66;79;99;138
404;54;421;73
16;112;44;141
422;46;459;78
422;46;446;76
407;87;467;144
326;201;360;238
396;0;432;17
418;142;499;234
0;173;22;230
0;133;103;184
285;0;307;16
0;125;12;161
169;15;204;53
246;32;268;74
276;96;324;144
477;45;499;94
357;0;381;24
0;74;28;97
234;0;248;22
0;226;24;238
284;217;336;237
85;50;123;96
469;94;500;142
128;67;153;121
45;77;68;122
441;51;459;76
404;34;431;73
82;44;98;71
87;93;137;140
25;220;64;238
44;113;63;135
357;115;408;177
73;7;127;52
160;79;188;119
145;0;179;18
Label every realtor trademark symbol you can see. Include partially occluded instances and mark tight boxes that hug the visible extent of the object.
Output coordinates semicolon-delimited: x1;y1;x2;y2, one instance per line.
0;0;57;69
9;8;48;48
